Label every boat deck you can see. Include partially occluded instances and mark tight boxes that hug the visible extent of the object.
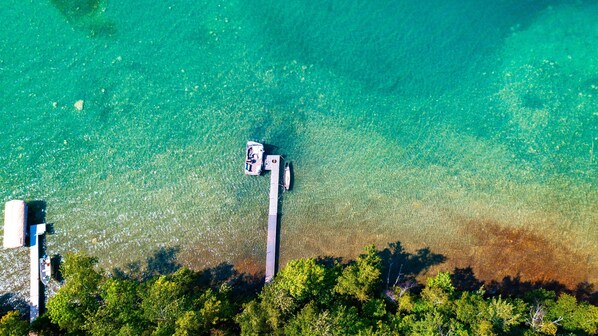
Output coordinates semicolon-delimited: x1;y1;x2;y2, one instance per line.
245;142;264;175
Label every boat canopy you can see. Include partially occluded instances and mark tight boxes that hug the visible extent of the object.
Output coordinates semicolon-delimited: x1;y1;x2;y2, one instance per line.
3;200;27;249
245;141;264;175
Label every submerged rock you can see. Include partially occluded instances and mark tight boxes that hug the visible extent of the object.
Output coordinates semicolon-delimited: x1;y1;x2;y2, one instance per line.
74;100;84;111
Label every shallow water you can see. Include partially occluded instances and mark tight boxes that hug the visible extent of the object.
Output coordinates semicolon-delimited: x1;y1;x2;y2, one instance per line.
1;0;596;296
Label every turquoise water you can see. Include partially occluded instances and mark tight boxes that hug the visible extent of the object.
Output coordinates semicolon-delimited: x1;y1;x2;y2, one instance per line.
1;0;596;294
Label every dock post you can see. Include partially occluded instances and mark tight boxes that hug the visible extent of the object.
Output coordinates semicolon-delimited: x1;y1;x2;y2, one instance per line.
264;155;281;283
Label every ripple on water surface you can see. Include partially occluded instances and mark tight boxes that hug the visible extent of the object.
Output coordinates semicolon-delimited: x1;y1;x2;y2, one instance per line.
0;1;596;297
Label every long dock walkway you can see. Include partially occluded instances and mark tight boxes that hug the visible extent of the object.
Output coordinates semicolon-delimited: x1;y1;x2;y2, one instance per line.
264;155;281;283
29;223;46;322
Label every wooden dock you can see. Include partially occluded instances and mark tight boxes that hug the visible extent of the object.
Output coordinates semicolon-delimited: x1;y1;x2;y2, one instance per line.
29;223;46;322
263;155;281;283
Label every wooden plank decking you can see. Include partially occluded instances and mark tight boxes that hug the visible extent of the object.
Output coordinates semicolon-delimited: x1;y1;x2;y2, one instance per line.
264;155;281;283
29;223;46;322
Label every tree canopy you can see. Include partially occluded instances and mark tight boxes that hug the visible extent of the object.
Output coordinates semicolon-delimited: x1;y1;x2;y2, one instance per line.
2;245;595;336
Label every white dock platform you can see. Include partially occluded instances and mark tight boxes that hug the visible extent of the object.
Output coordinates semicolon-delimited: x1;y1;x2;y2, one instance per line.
29;223;46;322
264;155;281;283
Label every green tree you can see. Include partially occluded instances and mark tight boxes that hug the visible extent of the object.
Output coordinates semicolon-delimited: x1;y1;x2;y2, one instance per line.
195;285;234;331
546;294;598;335
284;302;332;336
174;311;203;336
259;283;297;332
329;304;367;335
334;245;381;302
168;268;200;296
47;252;103;333
235;281;297;335
0;311;28;336
474;320;497;336
276;258;327;303
87;278;143;335
363;298;387;320
420;272;454;312
454;290;486;325
140;276;188;335
408;311;448;336
397;292;416;315
426;272;454;295
235;300;268;336
453;290;504;335
484;296;523;333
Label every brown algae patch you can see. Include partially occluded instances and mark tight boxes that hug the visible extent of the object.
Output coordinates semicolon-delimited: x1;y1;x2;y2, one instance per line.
454;219;593;288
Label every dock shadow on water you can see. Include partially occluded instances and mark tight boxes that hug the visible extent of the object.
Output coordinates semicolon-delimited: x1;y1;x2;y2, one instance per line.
50;0;116;37
50;255;64;283
27;200;46;226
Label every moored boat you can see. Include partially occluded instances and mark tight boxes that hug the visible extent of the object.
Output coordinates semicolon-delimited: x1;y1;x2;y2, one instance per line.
283;161;291;191
40;255;51;286
245;141;265;175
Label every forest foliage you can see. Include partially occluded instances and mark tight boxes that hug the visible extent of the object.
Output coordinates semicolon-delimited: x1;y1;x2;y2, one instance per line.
1;245;597;335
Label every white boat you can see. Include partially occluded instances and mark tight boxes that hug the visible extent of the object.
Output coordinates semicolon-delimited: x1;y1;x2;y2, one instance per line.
283;161;291;191
40;255;51;286
245;141;265;175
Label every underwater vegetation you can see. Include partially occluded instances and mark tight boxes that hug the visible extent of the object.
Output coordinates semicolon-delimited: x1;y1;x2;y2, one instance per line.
51;0;101;18
50;0;116;37
1;0;595;300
